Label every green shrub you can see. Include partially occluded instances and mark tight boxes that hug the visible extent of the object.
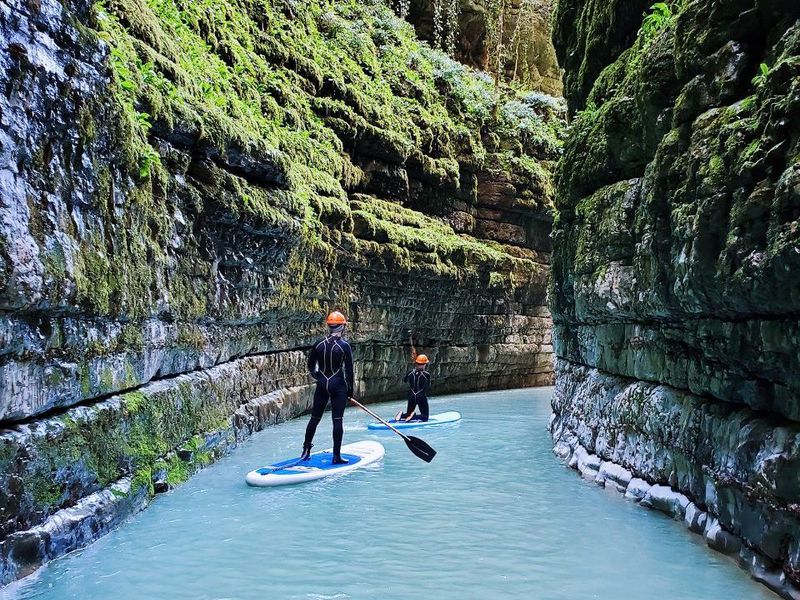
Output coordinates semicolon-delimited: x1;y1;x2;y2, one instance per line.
638;2;673;42
751;62;770;87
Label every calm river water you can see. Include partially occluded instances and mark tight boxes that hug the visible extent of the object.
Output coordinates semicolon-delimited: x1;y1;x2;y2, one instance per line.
3;388;774;599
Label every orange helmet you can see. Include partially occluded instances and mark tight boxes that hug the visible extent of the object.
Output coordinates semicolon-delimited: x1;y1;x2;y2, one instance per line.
326;311;347;326
415;354;429;365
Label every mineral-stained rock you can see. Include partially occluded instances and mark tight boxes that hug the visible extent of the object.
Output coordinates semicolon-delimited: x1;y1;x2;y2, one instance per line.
0;478;148;584
552;438;573;462
550;0;800;590
552;360;800;581
573;444;601;480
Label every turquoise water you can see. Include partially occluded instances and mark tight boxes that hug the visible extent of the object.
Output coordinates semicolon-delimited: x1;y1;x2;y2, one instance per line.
4;388;774;600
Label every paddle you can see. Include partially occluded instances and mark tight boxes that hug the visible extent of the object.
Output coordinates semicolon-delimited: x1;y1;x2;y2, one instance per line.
261;457;306;474
349;397;437;463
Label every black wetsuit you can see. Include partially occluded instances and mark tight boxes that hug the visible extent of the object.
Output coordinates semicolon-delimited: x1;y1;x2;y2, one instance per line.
303;335;354;458
401;368;431;421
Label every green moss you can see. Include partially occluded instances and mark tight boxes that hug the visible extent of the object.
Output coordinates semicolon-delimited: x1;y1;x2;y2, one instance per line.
593;263;609;280
347;195;539;283
27;475;63;506
123;363;139;387
8;385;230;515
157;455;190;486
488;271;512;289
40;243;68;289
705;154;726;185
122;391;147;412
73;241;111;313
86;339;107;358
100;366;115;391
84;0;561;301
111;487;127;498
0;440;16;468
573;100;599;126
131;465;155;496
175;326;206;350
119;324;145;352
79;363;92;396
78;102;98;144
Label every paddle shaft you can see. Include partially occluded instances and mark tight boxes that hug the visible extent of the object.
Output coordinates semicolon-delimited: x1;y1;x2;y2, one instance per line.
265;457;306;473
350;397;437;463
349;398;411;441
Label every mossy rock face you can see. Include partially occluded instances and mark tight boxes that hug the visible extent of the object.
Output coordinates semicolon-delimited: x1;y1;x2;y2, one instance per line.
552;0;800;411
552;0;650;115
0;0;563;422
551;0;800;587
0;351;311;540
0;0;562;584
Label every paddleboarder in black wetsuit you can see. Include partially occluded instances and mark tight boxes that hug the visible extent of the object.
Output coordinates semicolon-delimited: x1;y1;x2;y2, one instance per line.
397;354;431;422
301;311;354;464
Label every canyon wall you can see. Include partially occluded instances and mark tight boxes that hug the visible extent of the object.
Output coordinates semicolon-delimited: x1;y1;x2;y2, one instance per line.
403;0;563;95
549;0;800;597
0;0;561;583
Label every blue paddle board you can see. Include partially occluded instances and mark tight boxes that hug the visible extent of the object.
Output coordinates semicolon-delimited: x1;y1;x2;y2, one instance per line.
368;411;461;430
245;440;384;487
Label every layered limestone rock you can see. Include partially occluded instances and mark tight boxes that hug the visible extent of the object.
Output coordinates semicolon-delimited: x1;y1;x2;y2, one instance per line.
1;352;313;583
0;0;560;583
550;0;800;596
551;361;800;599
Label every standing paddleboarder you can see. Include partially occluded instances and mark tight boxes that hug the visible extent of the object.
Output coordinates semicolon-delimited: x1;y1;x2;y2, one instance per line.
301;310;354;464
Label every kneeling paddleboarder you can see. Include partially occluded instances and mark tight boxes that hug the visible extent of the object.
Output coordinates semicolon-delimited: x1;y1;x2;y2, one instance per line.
301;310;354;464
396;354;431;422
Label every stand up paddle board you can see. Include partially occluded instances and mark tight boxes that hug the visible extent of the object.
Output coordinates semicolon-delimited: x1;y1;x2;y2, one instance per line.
245;440;385;487
368;411;461;430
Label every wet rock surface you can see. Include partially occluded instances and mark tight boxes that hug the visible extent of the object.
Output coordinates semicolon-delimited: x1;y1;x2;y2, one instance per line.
550;0;800;595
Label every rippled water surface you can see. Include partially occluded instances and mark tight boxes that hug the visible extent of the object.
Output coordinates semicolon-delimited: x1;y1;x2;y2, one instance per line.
5;388;774;599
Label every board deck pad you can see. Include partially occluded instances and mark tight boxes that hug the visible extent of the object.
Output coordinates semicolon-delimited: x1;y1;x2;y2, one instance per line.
246;440;384;487
256;452;361;475
367;411;461;430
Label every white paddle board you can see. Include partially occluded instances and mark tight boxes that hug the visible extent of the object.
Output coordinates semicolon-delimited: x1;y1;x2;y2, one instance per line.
367;411;461;430
245;440;385;487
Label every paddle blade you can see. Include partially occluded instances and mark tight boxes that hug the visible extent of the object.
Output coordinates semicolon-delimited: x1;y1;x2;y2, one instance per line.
405;436;436;463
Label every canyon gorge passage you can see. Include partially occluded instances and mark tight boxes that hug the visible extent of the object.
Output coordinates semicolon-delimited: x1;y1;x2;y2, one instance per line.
0;0;799;598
